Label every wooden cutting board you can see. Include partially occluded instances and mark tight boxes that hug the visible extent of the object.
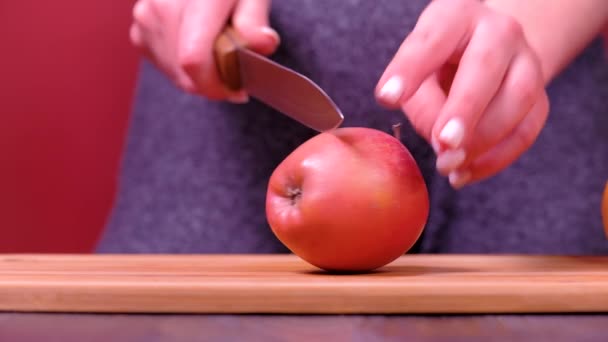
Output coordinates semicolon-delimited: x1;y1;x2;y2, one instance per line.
1;254;607;314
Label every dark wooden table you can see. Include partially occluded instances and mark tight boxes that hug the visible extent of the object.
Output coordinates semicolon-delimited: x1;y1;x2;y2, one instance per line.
1;313;607;341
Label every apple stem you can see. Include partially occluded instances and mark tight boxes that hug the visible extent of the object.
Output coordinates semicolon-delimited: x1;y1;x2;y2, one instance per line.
392;123;402;140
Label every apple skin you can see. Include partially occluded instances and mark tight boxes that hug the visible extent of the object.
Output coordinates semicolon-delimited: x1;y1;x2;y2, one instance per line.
265;127;430;272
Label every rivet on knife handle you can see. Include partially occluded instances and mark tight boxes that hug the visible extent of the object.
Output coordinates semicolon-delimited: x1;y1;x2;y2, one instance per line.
214;27;245;91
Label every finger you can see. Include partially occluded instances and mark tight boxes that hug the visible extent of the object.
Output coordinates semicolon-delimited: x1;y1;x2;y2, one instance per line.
137;0;195;92
435;48;542;176
375;0;476;108
130;23;157;68
232;0;280;56
432;14;522;152
131;0;162;57
177;0;246;101
401;74;447;148
155;0;195;92
450;92;549;189
132;0;158;33
129;23;145;49
463;49;544;163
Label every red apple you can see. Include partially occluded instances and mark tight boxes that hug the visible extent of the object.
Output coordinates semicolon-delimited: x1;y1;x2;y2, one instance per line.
265;126;429;272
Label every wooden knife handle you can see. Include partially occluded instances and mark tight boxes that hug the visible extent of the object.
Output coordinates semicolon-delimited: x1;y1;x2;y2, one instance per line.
214;26;245;91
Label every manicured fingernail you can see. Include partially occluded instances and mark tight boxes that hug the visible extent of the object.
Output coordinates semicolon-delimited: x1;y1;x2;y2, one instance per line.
439;118;465;149
378;76;405;104
449;170;471;189
228;91;249;104
436;149;466;174
260;27;280;45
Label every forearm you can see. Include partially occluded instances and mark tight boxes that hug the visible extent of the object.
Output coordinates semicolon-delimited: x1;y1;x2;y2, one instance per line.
485;0;608;84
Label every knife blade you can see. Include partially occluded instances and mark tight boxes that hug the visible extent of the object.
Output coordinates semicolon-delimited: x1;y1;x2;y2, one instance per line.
214;27;344;132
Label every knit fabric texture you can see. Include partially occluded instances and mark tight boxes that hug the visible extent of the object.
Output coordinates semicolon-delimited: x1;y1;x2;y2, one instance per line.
97;0;608;255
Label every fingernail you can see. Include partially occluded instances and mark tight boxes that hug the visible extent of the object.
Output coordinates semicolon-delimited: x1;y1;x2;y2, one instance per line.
260;27;280;45
378;76;405;104
227;91;249;104
436;148;466;174
449;170;471;189
439;118;465;149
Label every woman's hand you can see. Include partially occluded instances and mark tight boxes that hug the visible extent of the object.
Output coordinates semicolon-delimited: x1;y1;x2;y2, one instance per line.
130;0;280;103
376;0;549;189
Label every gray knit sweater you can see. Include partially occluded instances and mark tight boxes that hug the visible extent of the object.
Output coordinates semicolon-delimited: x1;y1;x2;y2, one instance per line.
97;0;608;255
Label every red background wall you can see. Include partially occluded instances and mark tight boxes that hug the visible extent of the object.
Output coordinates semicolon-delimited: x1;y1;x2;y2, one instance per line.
0;1;140;252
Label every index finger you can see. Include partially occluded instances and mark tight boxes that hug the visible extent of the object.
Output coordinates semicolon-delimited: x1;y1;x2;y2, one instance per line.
178;0;239;100
375;0;475;108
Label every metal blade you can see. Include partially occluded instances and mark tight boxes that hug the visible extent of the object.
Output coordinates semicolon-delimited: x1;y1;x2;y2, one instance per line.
236;48;344;132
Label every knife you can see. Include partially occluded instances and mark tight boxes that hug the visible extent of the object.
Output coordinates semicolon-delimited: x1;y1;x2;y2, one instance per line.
214;27;344;132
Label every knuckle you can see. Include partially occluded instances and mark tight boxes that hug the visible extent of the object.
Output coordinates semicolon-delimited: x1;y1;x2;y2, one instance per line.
413;0;476;54
176;52;209;88
454;89;480;115
145;0;181;24
148;0;172;15
177;48;205;70
178;57;208;81
511;70;542;109
129;24;143;47
231;15;251;31
514;105;547;152
408;26;442;55
516;82;537;108
493;14;524;43
177;51;196;68
176;63;225;99
413;2;455;49
473;45;502;71
132;0;151;25
455;0;480;17
434;0;474;11
513;123;536;151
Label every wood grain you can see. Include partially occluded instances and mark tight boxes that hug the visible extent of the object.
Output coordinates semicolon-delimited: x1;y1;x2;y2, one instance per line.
1;254;607;314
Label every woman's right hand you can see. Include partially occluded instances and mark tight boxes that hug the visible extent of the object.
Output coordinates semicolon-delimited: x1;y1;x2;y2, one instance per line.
130;0;280;103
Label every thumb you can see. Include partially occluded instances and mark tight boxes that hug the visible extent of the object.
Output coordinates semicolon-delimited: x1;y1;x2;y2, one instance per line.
232;0;280;56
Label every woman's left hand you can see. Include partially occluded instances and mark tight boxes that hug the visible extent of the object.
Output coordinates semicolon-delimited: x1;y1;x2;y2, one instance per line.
375;0;549;189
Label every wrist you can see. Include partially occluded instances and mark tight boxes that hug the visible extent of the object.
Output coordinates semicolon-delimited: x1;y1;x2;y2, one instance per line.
484;0;608;84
